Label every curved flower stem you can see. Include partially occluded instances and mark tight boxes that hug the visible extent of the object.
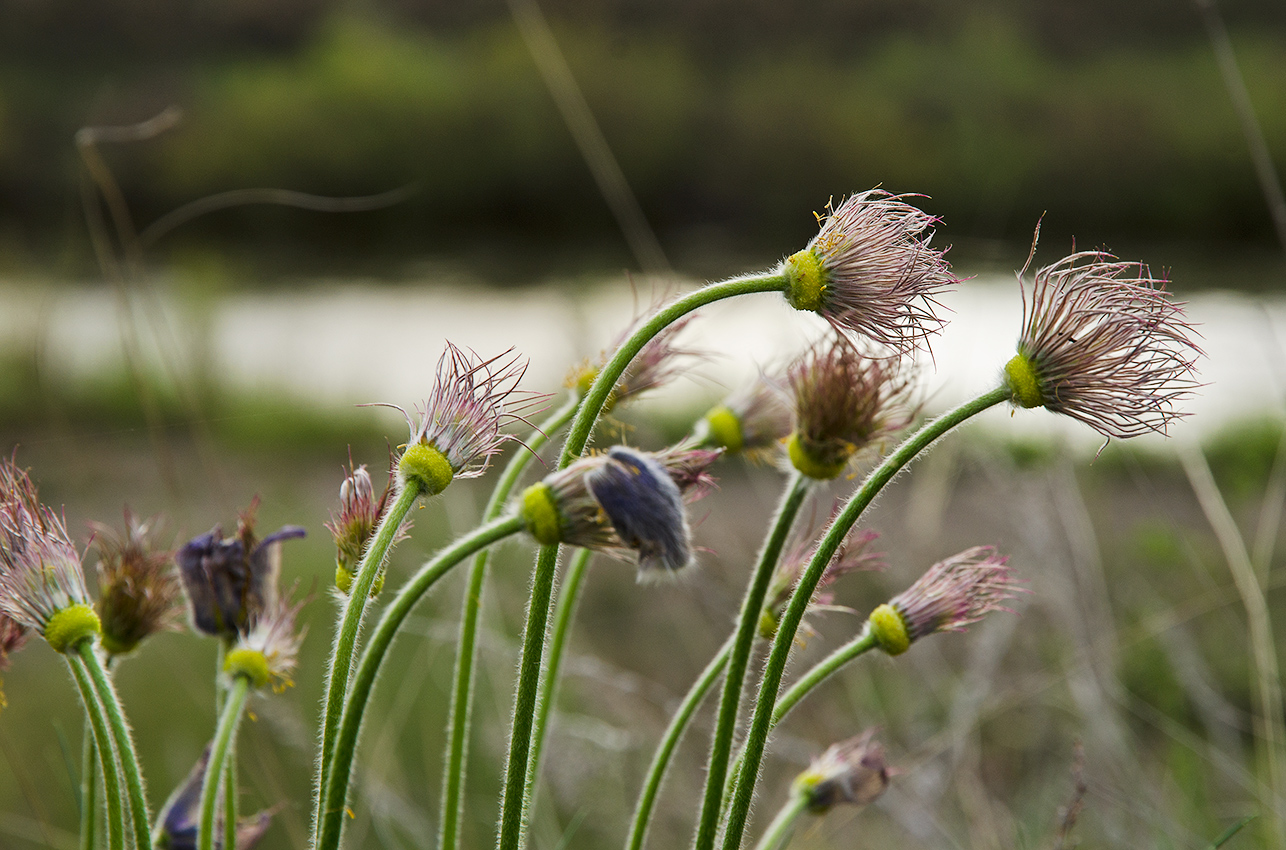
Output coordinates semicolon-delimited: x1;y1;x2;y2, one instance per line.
316;514;526;850
751;794;809;850
773;630;879;726
693;471;809;850
79;717;97;850
718;385;1010;850
625;634;733;850
720;631;880;813
66;650;123;850
314;479;424;839
78;642;150;850
524;545;593;818
439;396;579;850
498;269;787;850
200;676;250;850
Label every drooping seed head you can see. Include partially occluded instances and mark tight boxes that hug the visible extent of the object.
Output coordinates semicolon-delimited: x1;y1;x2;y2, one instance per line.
1005;250;1202;440
783;190;956;354
792;729;890;813
175;499;305;640
90;509;181;656
693;372;792;460
760;521;882;640
0;460;97;650
155;744;274;850
787;335;918;479
569;315;700;412
868;546;1024;655
390;343;544;496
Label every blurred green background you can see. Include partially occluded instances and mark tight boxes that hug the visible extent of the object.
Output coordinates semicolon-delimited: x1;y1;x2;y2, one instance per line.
2;2;1286;849
1;0;1285;282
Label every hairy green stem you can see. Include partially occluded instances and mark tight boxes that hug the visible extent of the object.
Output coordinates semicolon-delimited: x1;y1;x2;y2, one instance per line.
66;650;124;850
439;396;579;850
693;472;809;850
200;676;249;850
626;635;733;850
79;716;96;850
316;514;525;850
751;794;809;850
524;545;593;819
224;749;237;850
315;479;424;839
498;269;787;850
776;629;879;728
78;642;150;850
720;386;1010;850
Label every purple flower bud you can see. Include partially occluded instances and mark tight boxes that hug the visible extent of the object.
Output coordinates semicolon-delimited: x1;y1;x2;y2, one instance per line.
518;444;720;578
155;745;273;850
586;446;693;574
175;500;305;640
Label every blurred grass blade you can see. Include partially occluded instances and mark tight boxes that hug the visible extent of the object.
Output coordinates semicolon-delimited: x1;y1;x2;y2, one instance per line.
1181;441;1286;850
1210;814;1259;849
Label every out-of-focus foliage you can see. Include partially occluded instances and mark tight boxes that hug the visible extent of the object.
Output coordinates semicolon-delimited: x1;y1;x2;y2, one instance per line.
1;2;1285;273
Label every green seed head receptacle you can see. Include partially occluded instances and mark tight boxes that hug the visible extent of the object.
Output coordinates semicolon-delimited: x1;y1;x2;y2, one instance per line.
398;443;454;497
43;604;101;653
867;603;911;656
224;647;272;689
520;483;563;546
1004;353;1045;409
784;249;827;313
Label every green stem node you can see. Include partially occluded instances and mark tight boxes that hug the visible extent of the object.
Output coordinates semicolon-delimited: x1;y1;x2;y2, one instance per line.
692;472;810;850
66;653;123;850
77;642;150;850
439;395;580;850
316;515;525;850
497;269;787;850
199;676;249;850
46;604;101;653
